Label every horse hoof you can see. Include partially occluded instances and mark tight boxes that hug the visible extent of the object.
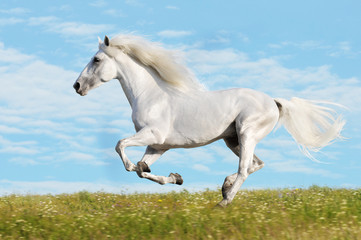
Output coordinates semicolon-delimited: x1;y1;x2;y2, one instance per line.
136;162;151;177
137;161;151;172
170;173;183;185
216;199;230;208
222;183;232;198
215;203;225;209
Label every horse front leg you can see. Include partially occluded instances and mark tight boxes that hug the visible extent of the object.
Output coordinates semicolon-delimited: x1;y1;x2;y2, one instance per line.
136;146;166;175
115;128;164;172
115;128;183;185
139;172;183;185
136;146;183;185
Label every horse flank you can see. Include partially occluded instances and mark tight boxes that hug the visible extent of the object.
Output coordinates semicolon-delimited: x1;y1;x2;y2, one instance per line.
100;34;205;92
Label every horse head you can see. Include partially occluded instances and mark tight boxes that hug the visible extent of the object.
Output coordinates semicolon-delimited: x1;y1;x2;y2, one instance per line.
73;36;118;96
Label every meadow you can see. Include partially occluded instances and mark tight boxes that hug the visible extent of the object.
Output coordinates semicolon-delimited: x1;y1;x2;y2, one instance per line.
0;186;360;239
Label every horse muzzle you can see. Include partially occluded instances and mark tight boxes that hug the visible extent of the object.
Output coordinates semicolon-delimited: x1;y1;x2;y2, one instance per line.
73;81;87;96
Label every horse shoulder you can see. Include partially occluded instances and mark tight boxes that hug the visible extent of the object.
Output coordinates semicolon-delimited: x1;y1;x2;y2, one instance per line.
131;93;172;132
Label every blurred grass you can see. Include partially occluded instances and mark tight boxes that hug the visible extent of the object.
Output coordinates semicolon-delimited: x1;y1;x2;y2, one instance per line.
0;186;360;239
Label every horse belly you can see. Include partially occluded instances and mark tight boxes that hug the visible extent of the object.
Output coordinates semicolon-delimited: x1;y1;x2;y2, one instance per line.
167;122;236;148
160;104;239;149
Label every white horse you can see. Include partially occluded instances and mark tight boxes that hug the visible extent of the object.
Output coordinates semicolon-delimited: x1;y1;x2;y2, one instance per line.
73;35;345;207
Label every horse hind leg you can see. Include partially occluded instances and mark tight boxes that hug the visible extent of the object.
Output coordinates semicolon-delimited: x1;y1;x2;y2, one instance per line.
224;137;265;174
221;156;264;198
222;137;265;198
218;131;256;207
219;117;276;207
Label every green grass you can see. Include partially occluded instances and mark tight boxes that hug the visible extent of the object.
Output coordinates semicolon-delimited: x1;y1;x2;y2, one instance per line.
0;186;361;239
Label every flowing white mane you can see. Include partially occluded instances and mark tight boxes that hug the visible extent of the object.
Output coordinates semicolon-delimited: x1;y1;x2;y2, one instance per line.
100;34;205;92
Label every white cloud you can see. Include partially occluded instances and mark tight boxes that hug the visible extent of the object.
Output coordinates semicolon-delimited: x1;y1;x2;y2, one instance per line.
238;33;249;42
209;145;236;163
62;152;109;166
269;40;327;50
255;136;344;178
166;6;179;10
0;60;76;110
268;40;359;58
0;115;25;124
184;148;216;164
0;42;35;63
0;124;24;134
57;5;73;12
0;136;30;145
187;48;247;68
55;22;113;37
209;36;230;44
28;16;114;38
0;17;24;26
0;146;38;155
256;148;285;162
259;136;296;149
76;117;98;125
0;136;40;156
9;157;38;166
136;20;154;27
125;0;144;7
0;8;29;15
108;119;133;128
338;41;351;52
103;9;126;18
328;41;354;57
268;160;343;179
28;16;58;25
89;0;107;7
192;164;210;172
158;30;193;38
208;32;249;44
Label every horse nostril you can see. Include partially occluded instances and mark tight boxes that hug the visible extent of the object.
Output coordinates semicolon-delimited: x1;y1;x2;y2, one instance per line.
73;82;80;91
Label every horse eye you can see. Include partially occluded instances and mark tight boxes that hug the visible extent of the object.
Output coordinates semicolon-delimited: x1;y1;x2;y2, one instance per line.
93;57;101;63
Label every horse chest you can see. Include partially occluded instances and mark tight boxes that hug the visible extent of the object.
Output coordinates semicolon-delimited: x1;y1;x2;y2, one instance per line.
131;101;170;131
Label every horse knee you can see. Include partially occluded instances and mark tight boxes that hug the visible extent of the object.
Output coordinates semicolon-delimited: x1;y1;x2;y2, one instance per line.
115;140;125;154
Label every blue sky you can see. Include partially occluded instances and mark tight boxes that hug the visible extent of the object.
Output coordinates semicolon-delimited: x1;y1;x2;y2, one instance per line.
0;0;360;195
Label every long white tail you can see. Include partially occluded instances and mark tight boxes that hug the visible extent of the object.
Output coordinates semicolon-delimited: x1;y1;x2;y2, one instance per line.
274;97;345;159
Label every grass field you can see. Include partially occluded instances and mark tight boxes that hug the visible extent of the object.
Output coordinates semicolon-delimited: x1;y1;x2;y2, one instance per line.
0;186;360;239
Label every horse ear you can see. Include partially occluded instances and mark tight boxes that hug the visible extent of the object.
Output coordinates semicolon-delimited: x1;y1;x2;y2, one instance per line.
104;35;110;47
98;36;102;44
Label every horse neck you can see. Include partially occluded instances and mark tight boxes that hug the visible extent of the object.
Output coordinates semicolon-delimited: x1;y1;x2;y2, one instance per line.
115;55;165;108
